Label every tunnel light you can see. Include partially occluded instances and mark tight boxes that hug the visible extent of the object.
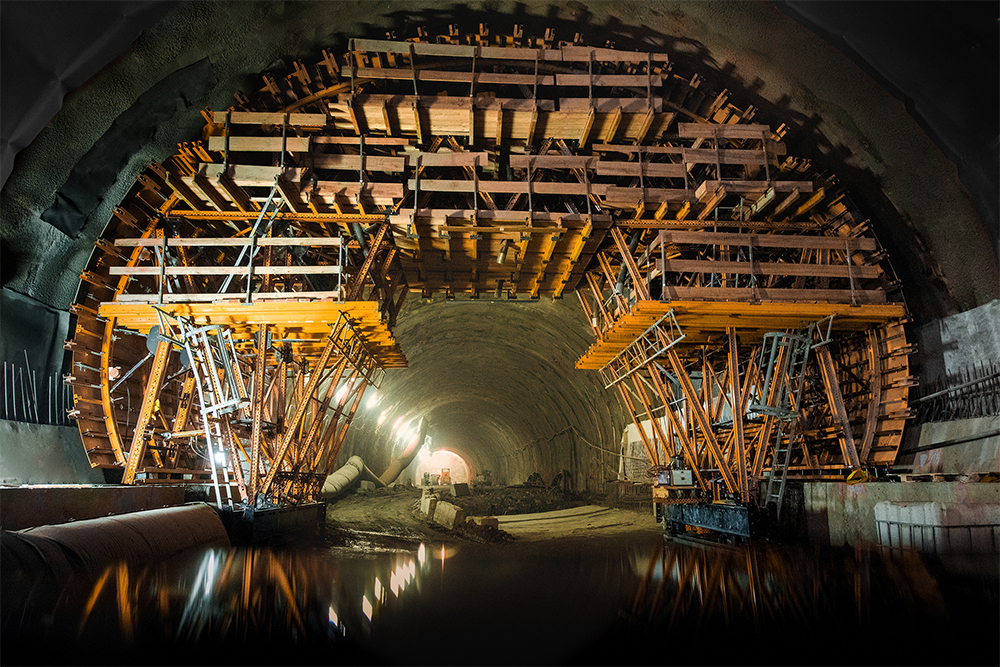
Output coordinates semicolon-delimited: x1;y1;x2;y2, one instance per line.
392;417;404;433
418;543;426;564
328;606;338;626
390;572;399;597
335;384;348;402
213;451;226;466
374;577;383;601
366;390;378;409
378;409;388;426
362;595;373;620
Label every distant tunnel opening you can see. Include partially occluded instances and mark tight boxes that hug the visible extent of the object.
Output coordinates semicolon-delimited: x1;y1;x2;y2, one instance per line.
413;448;472;486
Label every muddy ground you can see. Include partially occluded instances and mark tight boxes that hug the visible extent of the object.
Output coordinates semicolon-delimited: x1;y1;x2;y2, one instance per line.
324;484;660;555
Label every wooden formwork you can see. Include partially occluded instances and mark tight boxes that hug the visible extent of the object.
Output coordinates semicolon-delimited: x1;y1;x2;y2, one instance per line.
65;23;912;508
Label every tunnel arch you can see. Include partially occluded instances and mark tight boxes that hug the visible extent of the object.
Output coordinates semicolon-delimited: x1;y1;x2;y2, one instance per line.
54;21;914;502
1;3;995;504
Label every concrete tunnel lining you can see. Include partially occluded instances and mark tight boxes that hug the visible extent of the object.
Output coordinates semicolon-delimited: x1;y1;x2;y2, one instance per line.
337;297;627;489
0;1;997;499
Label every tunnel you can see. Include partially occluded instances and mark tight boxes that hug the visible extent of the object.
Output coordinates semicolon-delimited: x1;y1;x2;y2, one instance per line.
1;2;998;665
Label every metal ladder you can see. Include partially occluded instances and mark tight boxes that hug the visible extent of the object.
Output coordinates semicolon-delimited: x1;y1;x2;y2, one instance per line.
758;322;817;518
174;320;250;510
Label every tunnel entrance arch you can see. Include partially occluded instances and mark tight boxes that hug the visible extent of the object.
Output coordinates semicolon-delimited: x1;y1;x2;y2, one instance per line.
65;24;910;512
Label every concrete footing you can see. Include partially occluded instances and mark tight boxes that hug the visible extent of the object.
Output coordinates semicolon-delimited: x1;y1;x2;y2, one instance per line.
805;480;1000;552
219;502;326;545
467;515;499;529
432;501;466;529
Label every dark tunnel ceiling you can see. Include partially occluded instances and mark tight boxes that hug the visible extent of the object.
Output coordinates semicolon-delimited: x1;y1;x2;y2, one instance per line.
1;1;998;483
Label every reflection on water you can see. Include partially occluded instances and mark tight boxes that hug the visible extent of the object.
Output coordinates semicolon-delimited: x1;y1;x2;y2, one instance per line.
3;532;997;665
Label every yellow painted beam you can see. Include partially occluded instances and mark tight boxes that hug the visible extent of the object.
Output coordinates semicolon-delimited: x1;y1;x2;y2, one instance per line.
576;300;906;369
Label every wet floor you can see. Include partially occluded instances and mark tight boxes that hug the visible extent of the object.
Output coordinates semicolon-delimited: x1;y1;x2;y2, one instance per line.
3;528;997;665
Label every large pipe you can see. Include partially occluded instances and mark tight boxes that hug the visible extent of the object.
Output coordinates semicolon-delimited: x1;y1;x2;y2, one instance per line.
320;455;385;500
1;503;230;590
379;418;424;485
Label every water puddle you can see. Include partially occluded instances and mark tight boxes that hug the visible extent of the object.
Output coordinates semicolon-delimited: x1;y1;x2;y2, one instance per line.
3;531;996;664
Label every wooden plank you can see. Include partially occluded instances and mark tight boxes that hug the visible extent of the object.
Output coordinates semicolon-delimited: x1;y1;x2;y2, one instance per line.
407;179;591;195
311;154;406;171
390;210;612;224
509;155;598;169
695;179;813;195
558;98;664;113
682;148;768;165
554;74;660;87
404;151;490;167
207;136;311;152
677;122;770;139
310;137;411;147
602;186;694;203
595;161;687;178
659;285;886;303
314;181;404;200
698;179;813;197
343;66;557;87
198;163;306;186
657;258;880;279
99;300;379;328
660;230;877;251
344;94;556;112
221;111;327;126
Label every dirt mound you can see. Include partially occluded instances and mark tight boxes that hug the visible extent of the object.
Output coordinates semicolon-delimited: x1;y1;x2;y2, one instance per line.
443;485;588;517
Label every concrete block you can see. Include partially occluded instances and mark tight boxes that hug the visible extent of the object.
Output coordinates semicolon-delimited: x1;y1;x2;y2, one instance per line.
450;483;470;497
357;480;375;493
432;501;466;530
420;495;438;517
467;515;499;529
